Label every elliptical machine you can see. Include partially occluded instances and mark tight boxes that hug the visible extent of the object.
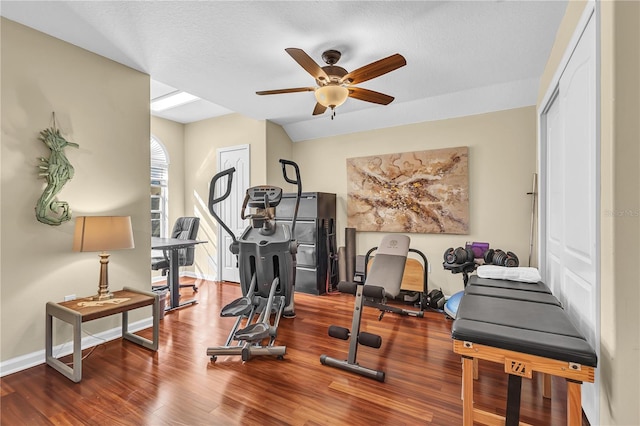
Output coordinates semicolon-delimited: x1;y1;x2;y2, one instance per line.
206;159;302;362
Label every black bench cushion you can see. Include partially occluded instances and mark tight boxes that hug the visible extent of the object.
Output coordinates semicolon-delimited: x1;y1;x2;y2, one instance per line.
452;319;597;367
468;275;552;293
452;294;597;367
465;285;562;306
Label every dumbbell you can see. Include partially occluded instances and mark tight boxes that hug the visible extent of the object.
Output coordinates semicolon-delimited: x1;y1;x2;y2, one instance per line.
483;249;519;267
443;246;475;265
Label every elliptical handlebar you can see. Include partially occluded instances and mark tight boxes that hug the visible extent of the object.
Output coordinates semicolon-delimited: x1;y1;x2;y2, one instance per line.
208;167;238;243
279;159;302;237
280;159;301;189
209;168;235;207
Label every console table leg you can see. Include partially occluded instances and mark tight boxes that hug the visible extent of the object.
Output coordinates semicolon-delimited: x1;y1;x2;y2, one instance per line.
121;287;159;351
45;302;82;382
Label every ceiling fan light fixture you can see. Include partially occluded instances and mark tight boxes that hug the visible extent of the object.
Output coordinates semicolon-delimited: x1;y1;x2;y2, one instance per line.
315;85;349;109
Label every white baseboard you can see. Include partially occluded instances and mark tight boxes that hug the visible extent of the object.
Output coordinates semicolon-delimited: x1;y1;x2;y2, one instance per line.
0;317;153;378
182;271;217;281
151;271;216;283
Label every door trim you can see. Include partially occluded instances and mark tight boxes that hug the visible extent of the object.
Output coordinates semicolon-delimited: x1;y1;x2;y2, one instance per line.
537;2;600;423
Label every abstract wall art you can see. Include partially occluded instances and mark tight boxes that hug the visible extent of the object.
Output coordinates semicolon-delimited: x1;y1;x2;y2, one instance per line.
347;147;469;234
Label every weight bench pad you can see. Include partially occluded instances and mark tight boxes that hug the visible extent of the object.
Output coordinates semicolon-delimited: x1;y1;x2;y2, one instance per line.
452;294;597;366
365;235;410;299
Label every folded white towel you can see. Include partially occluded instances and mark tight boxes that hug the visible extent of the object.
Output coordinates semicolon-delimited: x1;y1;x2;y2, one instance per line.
477;265;542;283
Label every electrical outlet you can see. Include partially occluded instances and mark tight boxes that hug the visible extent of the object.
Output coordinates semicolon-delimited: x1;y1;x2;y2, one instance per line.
64;294;76;301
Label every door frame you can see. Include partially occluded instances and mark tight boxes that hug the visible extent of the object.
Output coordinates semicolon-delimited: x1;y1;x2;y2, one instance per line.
537;1;600;422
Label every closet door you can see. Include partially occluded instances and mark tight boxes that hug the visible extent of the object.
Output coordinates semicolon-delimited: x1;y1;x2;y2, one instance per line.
216;145;250;283
542;11;598;422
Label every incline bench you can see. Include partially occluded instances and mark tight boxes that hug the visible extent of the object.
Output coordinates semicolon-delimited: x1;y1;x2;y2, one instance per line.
356;254;428;309
451;275;597;426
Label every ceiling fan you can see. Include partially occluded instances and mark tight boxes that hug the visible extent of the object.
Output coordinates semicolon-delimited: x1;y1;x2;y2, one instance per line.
256;48;406;119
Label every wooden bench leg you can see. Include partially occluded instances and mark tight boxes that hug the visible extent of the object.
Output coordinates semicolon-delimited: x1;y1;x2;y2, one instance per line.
462;356;475;426
543;373;552;399
567;380;582;426
474;357;479;380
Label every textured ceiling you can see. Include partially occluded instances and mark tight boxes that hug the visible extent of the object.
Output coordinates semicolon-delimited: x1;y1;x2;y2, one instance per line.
1;1;567;142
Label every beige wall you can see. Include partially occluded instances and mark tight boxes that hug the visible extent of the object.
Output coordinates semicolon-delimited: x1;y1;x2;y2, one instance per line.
538;1;640;424
265;120;294;191
183;113;268;279
1;19;151;361
292;107;537;296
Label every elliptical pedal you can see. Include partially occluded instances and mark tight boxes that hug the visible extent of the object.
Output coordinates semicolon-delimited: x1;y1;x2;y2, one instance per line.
234;322;271;341
221;296;253;317
221;277;256;317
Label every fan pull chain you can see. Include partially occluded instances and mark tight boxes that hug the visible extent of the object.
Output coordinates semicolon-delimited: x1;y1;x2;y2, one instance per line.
331;108;336;120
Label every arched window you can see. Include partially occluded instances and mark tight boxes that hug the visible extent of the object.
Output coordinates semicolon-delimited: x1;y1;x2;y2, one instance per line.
151;136;169;238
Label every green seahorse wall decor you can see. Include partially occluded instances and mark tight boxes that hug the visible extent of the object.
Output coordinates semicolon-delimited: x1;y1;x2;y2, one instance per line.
35;121;79;226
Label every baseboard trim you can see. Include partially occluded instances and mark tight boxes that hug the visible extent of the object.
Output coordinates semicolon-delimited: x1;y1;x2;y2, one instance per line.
152;271;216;283
0;317;153;378
182;271;216;281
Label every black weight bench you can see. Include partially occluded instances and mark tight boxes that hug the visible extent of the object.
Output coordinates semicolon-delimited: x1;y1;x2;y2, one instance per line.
451;277;597;426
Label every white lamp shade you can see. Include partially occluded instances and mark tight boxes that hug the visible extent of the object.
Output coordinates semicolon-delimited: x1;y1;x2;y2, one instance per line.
314;85;349;108
73;216;135;252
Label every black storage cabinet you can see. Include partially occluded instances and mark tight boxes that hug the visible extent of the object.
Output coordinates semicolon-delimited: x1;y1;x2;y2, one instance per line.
275;192;337;295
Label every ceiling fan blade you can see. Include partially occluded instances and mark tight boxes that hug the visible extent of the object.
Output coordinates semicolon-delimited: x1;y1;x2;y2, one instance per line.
348;87;395;105
256;87;315;95
341;53;406;85
312;103;327;115
285;48;330;82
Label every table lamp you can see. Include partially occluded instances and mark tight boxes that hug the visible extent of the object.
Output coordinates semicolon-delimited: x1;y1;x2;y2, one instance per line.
73;216;135;300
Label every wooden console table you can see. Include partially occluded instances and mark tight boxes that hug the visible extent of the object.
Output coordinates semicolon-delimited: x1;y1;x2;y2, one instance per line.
45;287;159;382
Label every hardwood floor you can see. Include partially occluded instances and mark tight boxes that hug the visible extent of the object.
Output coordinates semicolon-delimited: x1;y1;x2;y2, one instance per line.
1;279;578;425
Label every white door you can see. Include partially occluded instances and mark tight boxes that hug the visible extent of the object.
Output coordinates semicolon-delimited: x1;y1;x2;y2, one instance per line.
216;145;250;282
541;11;598;422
